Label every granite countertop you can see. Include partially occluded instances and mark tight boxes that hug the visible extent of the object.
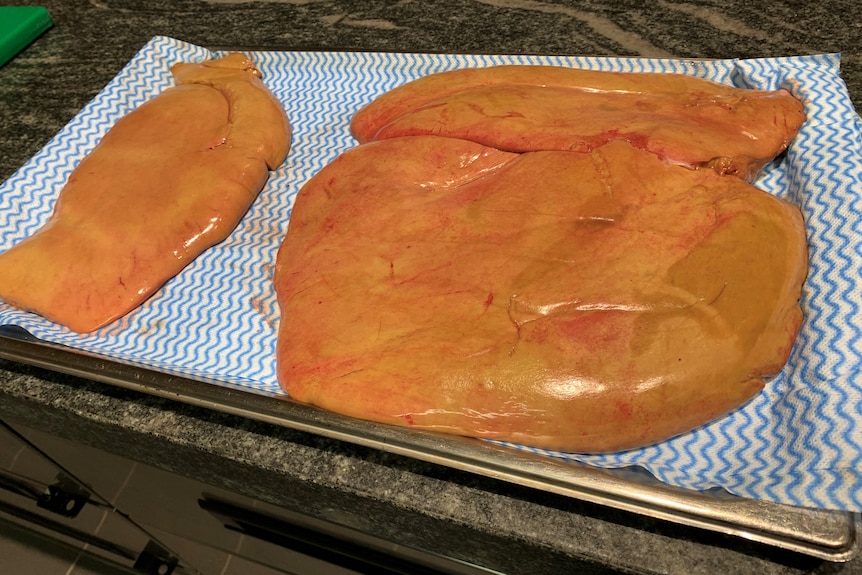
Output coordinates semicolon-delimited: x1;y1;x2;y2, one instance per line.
1;1;861;574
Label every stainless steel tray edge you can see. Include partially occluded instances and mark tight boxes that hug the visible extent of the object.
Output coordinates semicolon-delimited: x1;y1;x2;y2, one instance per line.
0;329;858;562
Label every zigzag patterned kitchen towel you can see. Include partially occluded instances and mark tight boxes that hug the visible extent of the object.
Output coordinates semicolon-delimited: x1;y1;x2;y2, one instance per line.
1;36;860;511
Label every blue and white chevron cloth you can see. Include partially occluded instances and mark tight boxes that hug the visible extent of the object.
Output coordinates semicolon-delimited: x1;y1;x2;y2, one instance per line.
1;36;860;512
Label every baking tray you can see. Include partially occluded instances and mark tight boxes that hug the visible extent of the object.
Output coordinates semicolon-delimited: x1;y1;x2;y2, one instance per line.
0;327;858;561
1;37;860;562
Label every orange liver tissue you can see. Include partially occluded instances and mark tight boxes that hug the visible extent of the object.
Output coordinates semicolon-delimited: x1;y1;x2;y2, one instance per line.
351;65;806;181
275;137;807;453
276;66;808;453
0;53;290;333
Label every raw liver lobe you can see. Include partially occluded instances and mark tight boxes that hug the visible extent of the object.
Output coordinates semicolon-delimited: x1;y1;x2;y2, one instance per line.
351;66;805;181
274;136;807;453
0;53;290;333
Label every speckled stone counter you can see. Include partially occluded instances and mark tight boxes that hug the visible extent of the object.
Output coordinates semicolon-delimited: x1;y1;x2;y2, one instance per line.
1;2;860;574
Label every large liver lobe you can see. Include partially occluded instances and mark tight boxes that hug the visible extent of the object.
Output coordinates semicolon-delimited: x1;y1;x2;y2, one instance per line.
0;53;290;333
351;65;805;181
275;136;807;453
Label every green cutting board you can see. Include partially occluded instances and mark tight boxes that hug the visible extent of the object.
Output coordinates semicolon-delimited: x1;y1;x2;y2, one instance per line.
0;6;53;68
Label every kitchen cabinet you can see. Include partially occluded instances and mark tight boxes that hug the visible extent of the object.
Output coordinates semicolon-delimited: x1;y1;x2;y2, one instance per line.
0;418;510;574
0;420;182;574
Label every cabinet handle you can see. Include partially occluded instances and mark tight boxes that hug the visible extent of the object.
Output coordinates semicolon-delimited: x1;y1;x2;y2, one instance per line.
198;496;499;575
0;464;93;519
0;498;136;560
